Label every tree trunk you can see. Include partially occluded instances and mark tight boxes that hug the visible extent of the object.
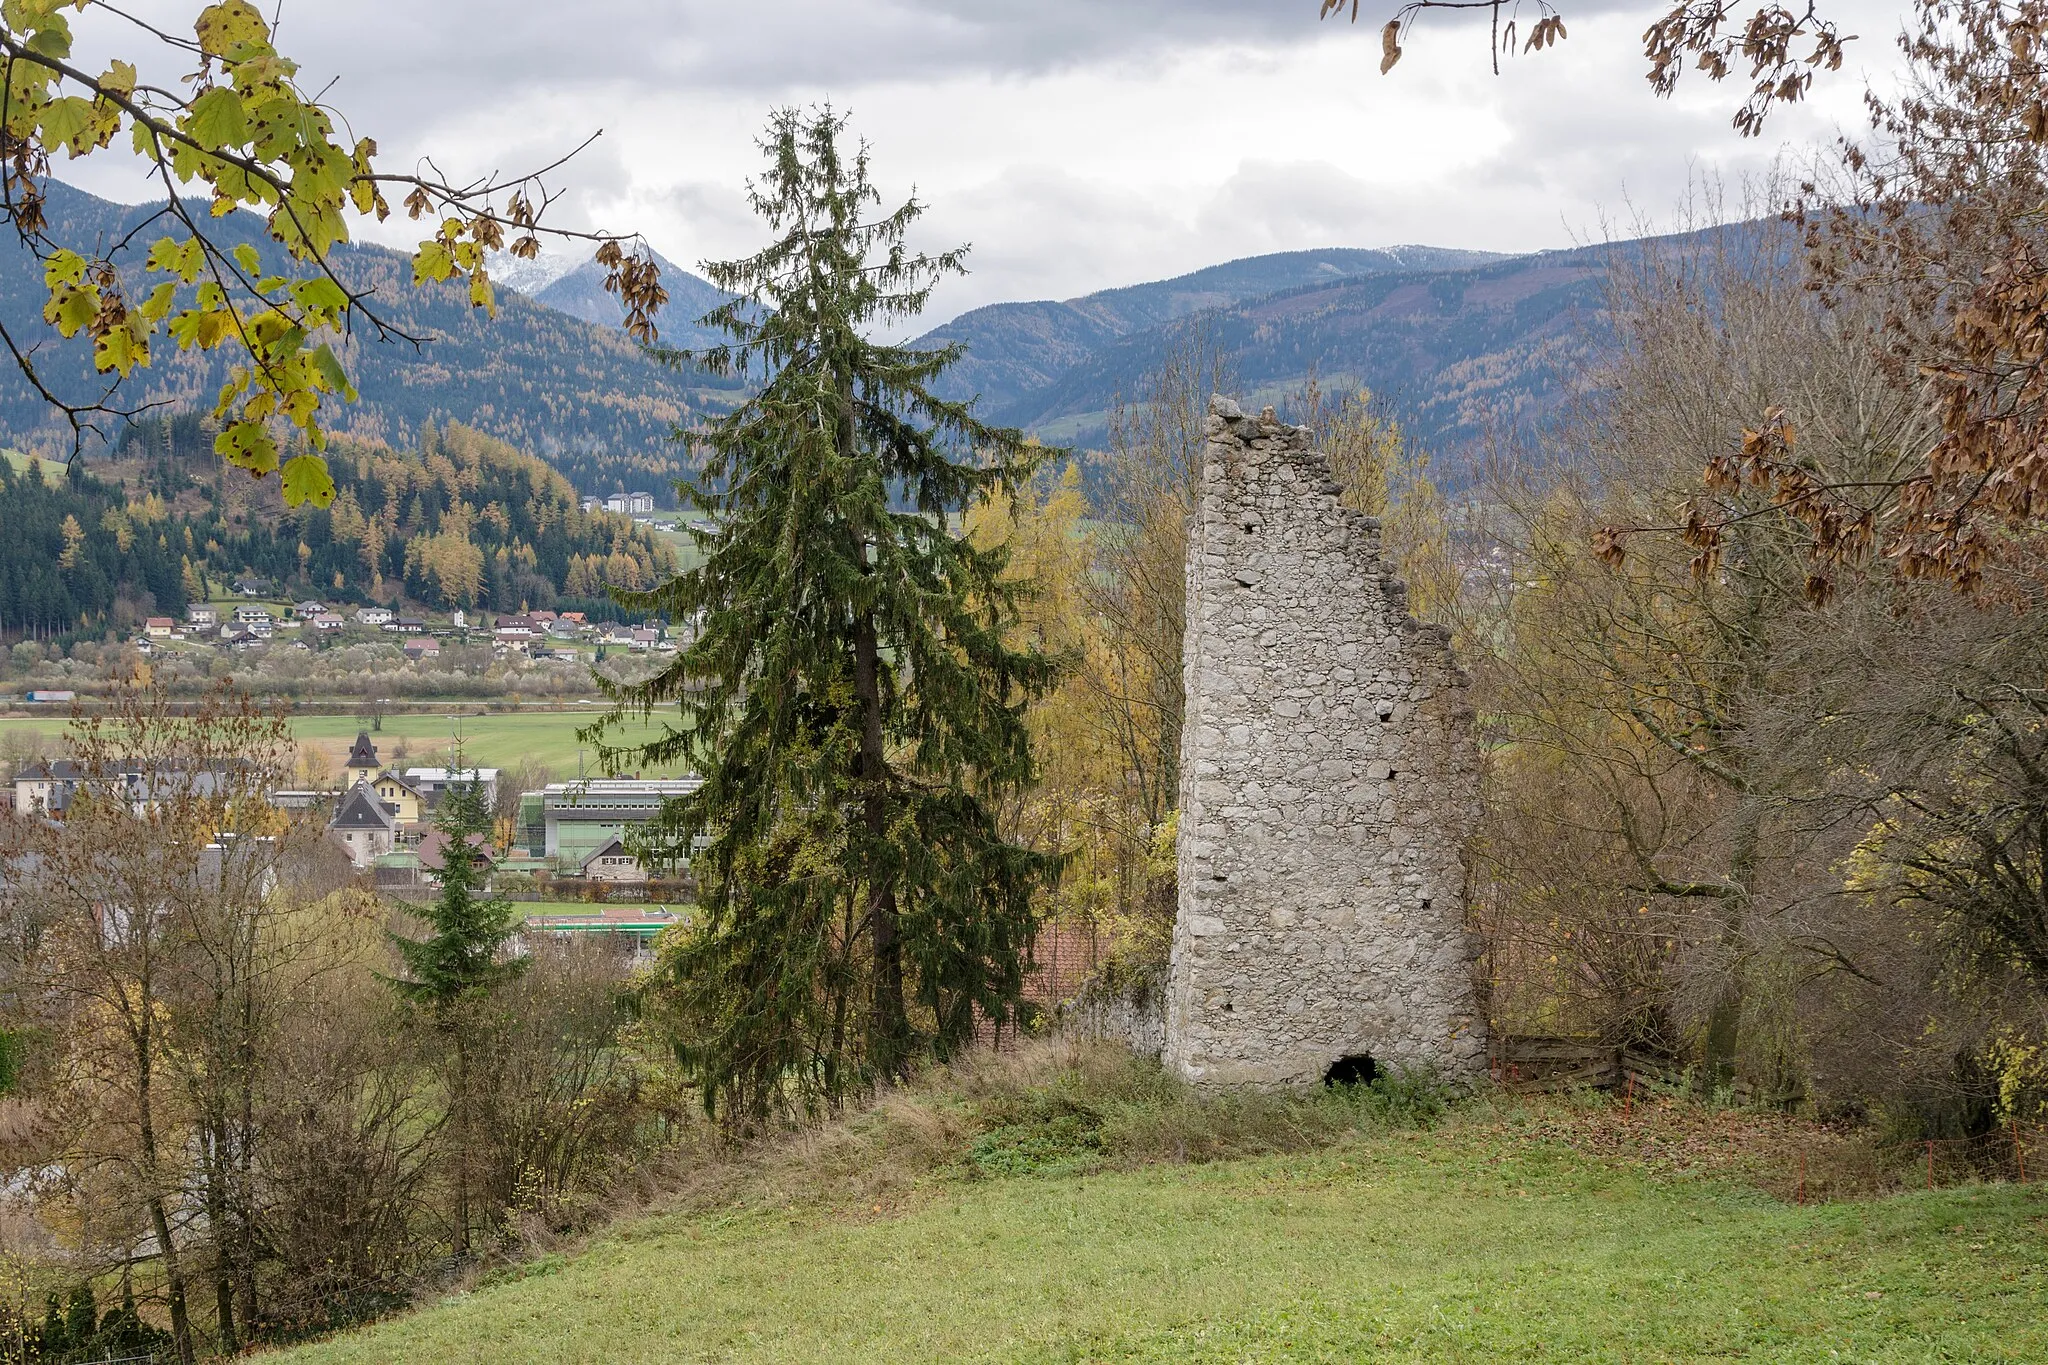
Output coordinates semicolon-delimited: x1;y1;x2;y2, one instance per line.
146;1192;195;1365
138;1074;195;1365
853;608;908;1078
235;975;260;1332
214;1253;236;1356
827;887;855;1103
1700;811;1760;1091
204;1116;237;1355
452;1031;471;1258
236;1087;258;1335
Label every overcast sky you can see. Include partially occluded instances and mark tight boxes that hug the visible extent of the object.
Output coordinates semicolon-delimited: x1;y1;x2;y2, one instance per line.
68;0;1910;326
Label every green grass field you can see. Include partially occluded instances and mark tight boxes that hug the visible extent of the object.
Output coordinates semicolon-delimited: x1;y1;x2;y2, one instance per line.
265;1054;2048;1365
268;1138;2047;1364
0;708;688;776
1;448;66;486
647;519;709;573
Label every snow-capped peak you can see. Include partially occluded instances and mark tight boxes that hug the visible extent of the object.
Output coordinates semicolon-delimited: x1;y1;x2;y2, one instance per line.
484;247;584;297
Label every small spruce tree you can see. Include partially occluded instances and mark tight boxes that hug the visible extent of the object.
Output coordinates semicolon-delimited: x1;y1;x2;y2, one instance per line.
386;768;522;1256
62;1284;94;1359
603;106;1061;1125
39;1293;65;1360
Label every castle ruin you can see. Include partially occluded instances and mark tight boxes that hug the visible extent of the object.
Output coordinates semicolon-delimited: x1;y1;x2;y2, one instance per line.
1162;397;1487;1088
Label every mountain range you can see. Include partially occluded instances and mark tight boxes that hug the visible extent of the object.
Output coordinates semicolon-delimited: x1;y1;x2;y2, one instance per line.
915;245;1508;418
0;181;1724;498
487;245;733;347
914;244;1628;480
0;183;735;504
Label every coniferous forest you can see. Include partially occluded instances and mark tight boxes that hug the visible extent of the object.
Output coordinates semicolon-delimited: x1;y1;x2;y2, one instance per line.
0;456;189;638
0;415;676;640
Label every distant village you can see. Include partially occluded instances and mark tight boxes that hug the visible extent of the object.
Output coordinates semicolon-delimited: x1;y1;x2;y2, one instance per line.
8;728;699;945
114;589;675;661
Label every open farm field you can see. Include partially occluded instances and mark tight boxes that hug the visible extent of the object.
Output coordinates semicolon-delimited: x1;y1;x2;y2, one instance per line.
267;1049;2048;1365
1;447;66;485
646;519;709;573
0;708;687;776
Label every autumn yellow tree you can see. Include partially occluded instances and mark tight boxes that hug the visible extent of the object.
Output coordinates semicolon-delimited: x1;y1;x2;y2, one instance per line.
1297;379;1458;624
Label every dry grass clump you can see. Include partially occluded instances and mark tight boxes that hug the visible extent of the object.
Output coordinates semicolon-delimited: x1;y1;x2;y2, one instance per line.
639;1037;1451;1219
610;1039;1981;1239
473;1041;2023;1311
1465;1081;2005;1203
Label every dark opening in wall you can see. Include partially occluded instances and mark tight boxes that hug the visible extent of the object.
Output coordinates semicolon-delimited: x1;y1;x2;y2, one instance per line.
1324;1053;1380;1088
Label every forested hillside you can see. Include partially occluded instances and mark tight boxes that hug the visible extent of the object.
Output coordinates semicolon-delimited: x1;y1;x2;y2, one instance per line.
0;456;190;638
0;182;734;505
0;418;673;639
992;246;1612;471
135;416;671;609
0;185;1767;504
922;226;1780;480
917;245;1505;417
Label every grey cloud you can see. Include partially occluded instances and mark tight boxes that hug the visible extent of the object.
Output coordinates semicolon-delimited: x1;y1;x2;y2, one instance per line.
1192;160;1394;252
76;0;1902;341
271;0;1652;106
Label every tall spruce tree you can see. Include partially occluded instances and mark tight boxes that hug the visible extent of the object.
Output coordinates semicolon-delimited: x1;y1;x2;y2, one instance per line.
386;768;521;1255
606;107;1060;1124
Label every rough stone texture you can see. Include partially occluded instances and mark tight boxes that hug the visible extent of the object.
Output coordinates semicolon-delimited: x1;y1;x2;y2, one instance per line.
1162;396;1487;1088
1060;970;1167;1060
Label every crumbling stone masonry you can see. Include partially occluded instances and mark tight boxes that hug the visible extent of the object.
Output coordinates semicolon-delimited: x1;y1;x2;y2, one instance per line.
1162;397;1487;1088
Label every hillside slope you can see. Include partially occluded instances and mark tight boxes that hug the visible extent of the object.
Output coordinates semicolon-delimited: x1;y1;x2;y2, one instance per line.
11;416;675;633
519;249;733;345
944;225;1781;478
917;245;1507;416
0;182;735;501
267;1047;2045;1364
0;183;1768;495
1001;247;1615;471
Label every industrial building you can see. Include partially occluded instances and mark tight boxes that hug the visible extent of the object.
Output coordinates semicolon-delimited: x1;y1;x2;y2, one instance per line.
517;777;703;873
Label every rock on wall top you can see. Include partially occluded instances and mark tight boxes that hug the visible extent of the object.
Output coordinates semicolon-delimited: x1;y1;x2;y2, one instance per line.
1162;395;1486;1087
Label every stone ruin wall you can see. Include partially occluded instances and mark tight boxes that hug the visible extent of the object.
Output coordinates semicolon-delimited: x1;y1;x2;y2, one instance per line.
1162;396;1487;1088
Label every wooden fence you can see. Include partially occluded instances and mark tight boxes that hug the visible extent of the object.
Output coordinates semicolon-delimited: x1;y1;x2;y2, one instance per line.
1488;1035;1736;1098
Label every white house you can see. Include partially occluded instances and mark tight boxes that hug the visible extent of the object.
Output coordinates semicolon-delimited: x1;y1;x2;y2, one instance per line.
327;780;398;868
579;836;648;884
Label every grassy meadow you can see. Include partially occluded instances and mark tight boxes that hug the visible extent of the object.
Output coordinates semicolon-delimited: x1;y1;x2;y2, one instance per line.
1;447;66;486
0;708;688;777
265;1047;2048;1365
